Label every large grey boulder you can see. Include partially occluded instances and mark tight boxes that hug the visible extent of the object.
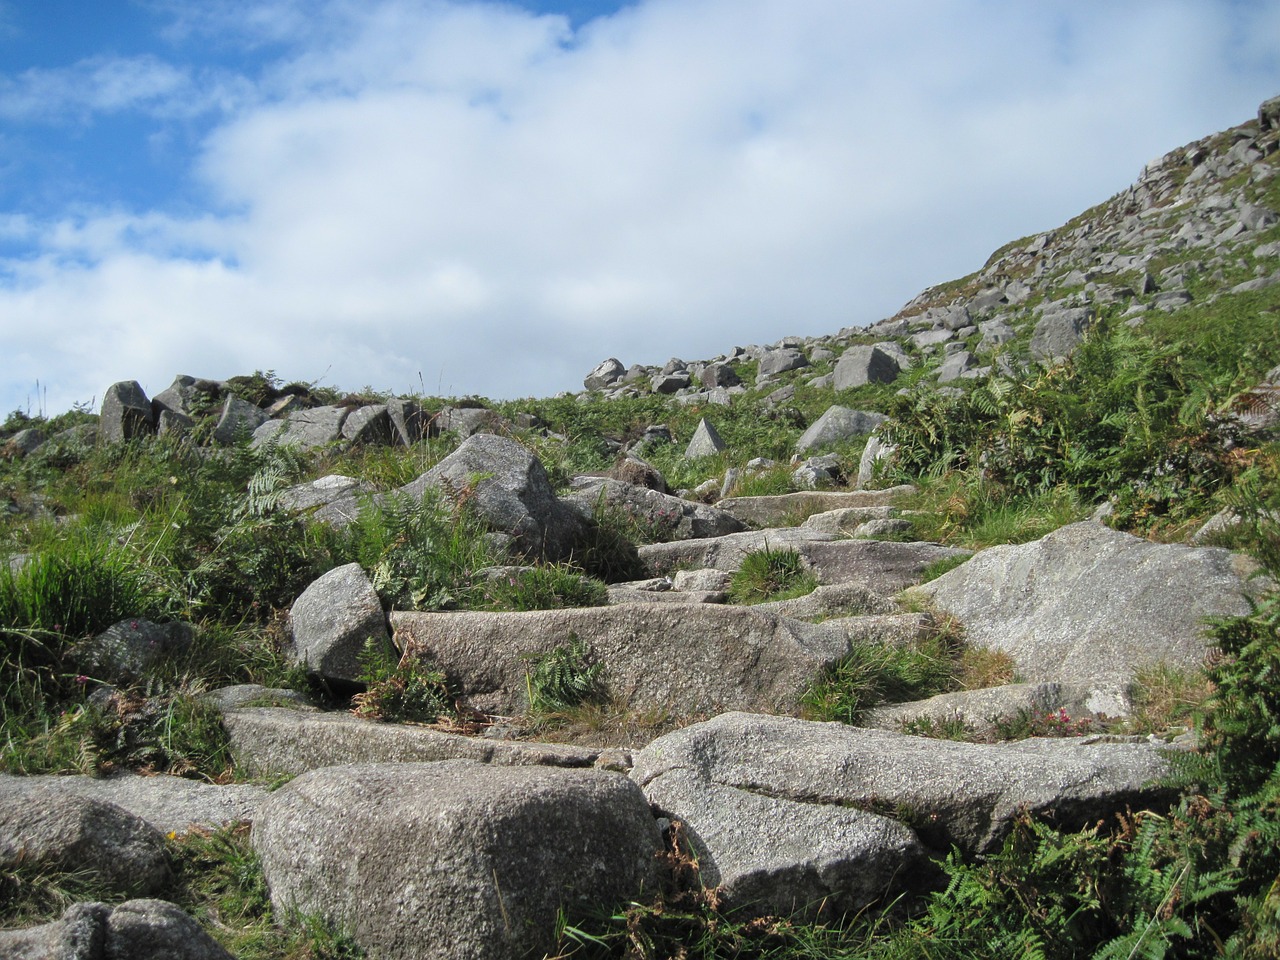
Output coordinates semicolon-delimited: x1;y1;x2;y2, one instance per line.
253;761;663;960
288;563;391;684
220;707;605;776
254;404;350;450
0;900;234;960
757;347;808;378
402;434;589;562
212;394;268;444
833;345;901;390
566;478;747;542
795;406;887;453
915;521;1263;698
0;772;267;837
0;785;171;897
631;713;1175;856
392;603;851;717
98;381;154;443
584;357;626;391
1030;305;1095;361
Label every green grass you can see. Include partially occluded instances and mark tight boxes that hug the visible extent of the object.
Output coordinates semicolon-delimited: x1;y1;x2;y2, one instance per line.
800;632;962;725
727;547;819;604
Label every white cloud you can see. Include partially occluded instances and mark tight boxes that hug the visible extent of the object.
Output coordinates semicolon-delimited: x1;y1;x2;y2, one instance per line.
1;0;1278;415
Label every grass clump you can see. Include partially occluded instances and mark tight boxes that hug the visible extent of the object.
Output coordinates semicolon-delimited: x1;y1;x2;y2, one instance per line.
478;564;607;612
801;632;961;725
727;548;818;605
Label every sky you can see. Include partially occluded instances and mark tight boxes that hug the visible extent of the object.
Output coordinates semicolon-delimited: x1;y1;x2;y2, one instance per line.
1;1;1278;416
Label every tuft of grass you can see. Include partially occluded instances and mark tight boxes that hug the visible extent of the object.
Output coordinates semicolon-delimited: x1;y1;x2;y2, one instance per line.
1124;663;1214;736
801;633;961;725
478;564;608;612
728;547;819;605
956;646;1017;690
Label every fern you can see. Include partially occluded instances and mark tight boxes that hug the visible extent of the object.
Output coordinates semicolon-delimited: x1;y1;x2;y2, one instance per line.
523;634;606;715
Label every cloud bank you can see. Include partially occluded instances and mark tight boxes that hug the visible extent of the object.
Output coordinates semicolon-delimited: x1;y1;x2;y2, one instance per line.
1;0;1278;414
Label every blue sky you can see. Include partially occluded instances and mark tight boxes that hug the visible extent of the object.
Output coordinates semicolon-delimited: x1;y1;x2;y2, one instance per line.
1;0;1278;416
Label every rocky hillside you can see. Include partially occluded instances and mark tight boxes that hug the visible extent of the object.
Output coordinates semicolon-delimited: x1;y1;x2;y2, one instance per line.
2;98;1280;960
581;93;1280;399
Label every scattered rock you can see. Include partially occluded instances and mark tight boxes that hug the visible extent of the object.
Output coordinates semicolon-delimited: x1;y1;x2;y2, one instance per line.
684;418;727;459
795;406;887;454
81;618;194;685
0;900;234;960
288;563;391;685
99;381;154;443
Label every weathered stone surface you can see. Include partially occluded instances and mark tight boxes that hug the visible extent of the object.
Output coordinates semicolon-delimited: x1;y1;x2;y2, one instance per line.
566;478;747;542
833;345;901;390
750;581;897;619
800;505;895;535
403;434;589;562
81;618;194;684
155;409;193;437
393;603;851;717
716;485;915;527
98;381;154;443
4;427;46;457
856;433;897;488
256;404;350;450
0;785;171;897
253;761;663;960
795;406;887;453
685;418;726;458
757;347;808;377
439;406;507;437
288;563;390;684
1030;305;1095;361
700;362;741;388
862;682;1111;737
150;374;203;418
386;397;433;446
340;404;393;445
221;708;604;776
791;453;842;489
212;394;268;444
277;474;377;514
203;683;317;712
639;527;836;576
0;900;234;960
0;773;267;837
584;357;626;391
631;713;1175;856
915;521;1263;692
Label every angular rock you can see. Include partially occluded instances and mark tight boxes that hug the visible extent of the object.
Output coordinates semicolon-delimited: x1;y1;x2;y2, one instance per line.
651;371;692;394
341;404;393;445
606;454;666;492
585;358;626;391
915;521;1263;695
795;406;887;453
631;713;1175;856
254;405;349;450
386;397;433;446
4;427;46;457
151;374;201;418
221;707;605;776
439;405;506;437
403;434;589;562
1030;306;1095;361
936;350;977;382
792;453;842;489
684;418;726;459
212;394;268;445
833;345;901;390
253;761;663;960
0;900;235;960
81;618;194;684
155;409;193;437
277;474;377;514
392;603;852;717
716;485;916;527
800;505;895;535
288;563;391;684
856;432;897;488
0;785;171;897
700;362;741;389
566;478;747;542
799;539;970;592
757;348;808;378
98;380;154;443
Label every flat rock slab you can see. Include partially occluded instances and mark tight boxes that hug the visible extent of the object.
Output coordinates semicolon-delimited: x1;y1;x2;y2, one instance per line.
640;532;967;593
253;761;663;960
631;712;1175;856
0;773;267;837
715;485;916;527
862;681;1110;737
392;603;851;717
914;521;1264;690
221;707;605;777
750;581;897;620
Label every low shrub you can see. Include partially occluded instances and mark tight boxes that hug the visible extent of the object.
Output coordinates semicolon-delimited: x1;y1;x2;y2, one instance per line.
351;641;454;724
